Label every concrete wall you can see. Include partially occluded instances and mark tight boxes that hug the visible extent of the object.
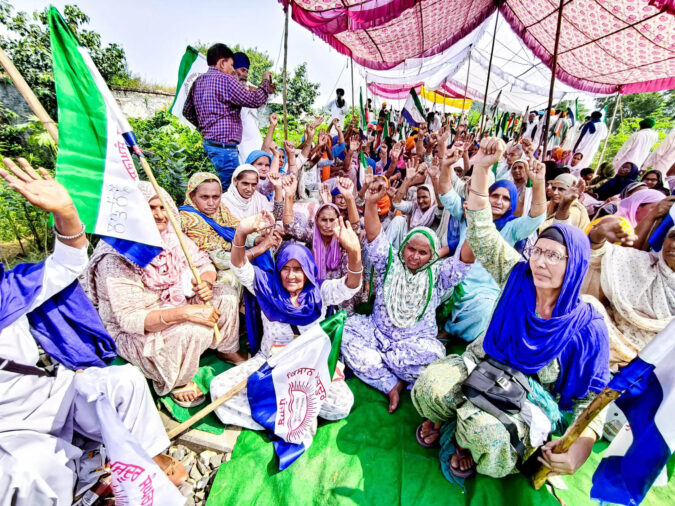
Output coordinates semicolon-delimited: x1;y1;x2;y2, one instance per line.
0;81;174;121
111;86;174;120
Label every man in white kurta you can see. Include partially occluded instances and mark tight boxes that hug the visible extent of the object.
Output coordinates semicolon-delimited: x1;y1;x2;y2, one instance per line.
573;111;608;166
612;118;661;170
325;88;347;137
0;161;171;506
642;128;675;174
234;52;264;162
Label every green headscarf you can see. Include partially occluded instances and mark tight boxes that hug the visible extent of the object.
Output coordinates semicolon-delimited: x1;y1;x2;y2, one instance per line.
382;227;442;328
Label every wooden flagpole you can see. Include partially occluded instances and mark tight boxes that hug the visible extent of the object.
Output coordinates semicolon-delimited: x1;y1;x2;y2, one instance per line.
350;58;355;119
540;0;565;159
478;14;499;135
1;49;222;342
282;4;290;140
460;48;472;124
0;47;59;144
594;92;621;174
168;377;249;439
532;387;620;489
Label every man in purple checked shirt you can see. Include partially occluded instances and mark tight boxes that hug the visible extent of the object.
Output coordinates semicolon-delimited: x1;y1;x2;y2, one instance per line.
183;43;273;190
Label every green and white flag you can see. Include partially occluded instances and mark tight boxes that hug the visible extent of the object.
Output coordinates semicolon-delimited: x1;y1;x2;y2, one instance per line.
401;87;426;127
170;46;208;127
359;88;367;130
383;110;391;139
49;7;162;267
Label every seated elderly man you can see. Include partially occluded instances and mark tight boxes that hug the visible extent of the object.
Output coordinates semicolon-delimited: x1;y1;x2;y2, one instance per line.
0;158;184;505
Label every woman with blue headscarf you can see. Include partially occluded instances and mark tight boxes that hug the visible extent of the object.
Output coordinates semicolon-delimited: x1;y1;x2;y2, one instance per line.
591;161;640;201
414;139;609;482
209;209;363;429
437;149;548;344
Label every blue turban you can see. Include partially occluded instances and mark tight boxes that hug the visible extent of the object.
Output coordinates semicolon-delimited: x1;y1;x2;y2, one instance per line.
233;52;250;69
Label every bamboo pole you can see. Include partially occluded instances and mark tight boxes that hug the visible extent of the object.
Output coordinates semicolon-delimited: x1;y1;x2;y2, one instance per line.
532;387;621;489
460;48;472;124
540;0;565;159
167;377;249;439
0;47;59;144
478;14;499;135
594;92;621;174
282;5;290;140
350;58;355;119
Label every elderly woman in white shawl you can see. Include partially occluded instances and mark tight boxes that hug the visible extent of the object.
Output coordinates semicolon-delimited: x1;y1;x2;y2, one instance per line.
221;163;284;220
385;158;442;249
582;210;675;370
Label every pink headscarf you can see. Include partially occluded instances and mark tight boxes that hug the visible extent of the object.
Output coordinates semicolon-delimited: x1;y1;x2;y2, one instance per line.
312;203;342;281
138;181;189;305
616;189;665;227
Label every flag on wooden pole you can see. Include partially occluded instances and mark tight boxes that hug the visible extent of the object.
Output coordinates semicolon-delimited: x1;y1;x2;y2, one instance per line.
169;46;208;128
48;6;162;267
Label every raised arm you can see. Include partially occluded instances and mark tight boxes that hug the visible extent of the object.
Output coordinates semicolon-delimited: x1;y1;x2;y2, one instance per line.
281;174;298;226
524;156;548;218
465;138;522;285
336;177;360;228
231;211;276;268
284;140;298;176
226;72;272;109
364;178;388;242
262;113;278;153
334;216;363;289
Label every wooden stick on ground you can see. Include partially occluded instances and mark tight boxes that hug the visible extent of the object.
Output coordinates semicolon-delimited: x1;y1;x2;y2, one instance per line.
167;377;249;439
0;47;59;144
531;387;621;490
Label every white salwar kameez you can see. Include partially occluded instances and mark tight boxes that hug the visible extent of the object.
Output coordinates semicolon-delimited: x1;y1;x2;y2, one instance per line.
238;106;263;163
574;122;608;166
642;129;675;174
0;241;169;506
613;128;660;170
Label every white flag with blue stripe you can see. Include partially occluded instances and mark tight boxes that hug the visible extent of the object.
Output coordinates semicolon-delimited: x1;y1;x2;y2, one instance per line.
591;319;675;505
401;88;426;127
246;311;346;470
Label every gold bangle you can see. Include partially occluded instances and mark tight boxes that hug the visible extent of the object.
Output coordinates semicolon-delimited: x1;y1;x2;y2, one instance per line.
159;310;170;326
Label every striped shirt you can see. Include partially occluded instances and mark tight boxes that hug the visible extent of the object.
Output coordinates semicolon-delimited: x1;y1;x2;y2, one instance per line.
183;67;271;144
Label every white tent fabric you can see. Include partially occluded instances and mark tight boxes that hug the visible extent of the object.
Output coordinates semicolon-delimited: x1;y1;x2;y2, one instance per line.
363;13;608;114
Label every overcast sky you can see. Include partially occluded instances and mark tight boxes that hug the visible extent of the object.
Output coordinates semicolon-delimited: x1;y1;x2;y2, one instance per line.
18;0;368;108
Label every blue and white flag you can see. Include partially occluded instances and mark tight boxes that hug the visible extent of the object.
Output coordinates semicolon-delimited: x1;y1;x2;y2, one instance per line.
401;88;427;127
591;319;675;505
246;311;346;470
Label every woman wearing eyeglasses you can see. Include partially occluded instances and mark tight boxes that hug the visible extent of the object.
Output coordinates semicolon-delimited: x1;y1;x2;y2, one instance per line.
413;138;610;483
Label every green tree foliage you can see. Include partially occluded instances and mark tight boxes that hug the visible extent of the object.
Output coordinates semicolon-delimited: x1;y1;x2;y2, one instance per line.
595;91;675;133
0;1;132;119
282;63;320;117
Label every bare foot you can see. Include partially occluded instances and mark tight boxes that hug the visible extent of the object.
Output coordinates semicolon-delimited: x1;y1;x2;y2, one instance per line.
451;445;475;472
387;380;406;413
218;351;248;364
172;381;202;403
153;454;187;486
420;419;442;445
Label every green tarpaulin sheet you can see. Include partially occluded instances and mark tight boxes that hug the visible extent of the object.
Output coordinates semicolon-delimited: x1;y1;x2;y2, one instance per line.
206;378;675;506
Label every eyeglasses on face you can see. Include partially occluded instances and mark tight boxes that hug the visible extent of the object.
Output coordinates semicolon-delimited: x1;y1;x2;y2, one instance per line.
526;246;568;265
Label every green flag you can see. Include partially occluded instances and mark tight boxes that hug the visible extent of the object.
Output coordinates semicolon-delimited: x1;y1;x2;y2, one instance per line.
359;88;367;130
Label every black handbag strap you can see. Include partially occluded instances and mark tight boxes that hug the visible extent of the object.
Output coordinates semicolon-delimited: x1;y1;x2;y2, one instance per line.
290;324;301;337
0;357;54;377
464;386;527;459
485;356;532;394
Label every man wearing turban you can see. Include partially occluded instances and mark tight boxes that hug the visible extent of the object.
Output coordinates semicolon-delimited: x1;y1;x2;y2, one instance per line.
233;52;267;164
613;116;660;170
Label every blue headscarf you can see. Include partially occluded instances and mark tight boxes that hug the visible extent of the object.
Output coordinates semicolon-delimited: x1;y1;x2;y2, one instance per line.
482;224;609;410
253;243;323;326
245;150;272;166
278;147;288;173
489;180;519;231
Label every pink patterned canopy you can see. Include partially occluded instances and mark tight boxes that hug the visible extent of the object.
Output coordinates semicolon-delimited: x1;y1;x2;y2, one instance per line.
280;0;675;93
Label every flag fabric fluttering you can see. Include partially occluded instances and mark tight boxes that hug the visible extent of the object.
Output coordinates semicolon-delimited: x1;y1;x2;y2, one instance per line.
48;7;162;268
401;88;426;127
170;46;208;128
590;319;675;506
359;88;367;130
383;110;391;139
246;311;347;471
